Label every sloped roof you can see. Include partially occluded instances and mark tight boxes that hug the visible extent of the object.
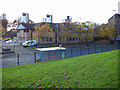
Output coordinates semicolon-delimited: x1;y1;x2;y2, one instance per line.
21;23;35;30
16;22;89;31
16;22;59;30
108;13;120;21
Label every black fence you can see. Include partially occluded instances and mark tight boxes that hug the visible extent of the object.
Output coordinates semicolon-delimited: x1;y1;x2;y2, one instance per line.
2;44;120;67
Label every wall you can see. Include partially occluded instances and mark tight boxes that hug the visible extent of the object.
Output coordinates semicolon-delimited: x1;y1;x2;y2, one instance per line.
108;14;120;35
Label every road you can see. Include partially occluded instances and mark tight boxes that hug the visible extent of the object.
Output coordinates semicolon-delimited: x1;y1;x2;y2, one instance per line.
1;42;36;67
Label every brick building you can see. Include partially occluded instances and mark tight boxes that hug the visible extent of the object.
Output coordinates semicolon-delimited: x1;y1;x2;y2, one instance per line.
16;22;90;44
108;14;120;36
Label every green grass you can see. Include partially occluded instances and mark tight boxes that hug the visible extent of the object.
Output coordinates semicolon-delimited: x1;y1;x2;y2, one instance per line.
2;50;119;88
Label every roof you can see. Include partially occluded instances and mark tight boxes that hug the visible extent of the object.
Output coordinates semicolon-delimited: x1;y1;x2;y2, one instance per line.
108;13;120;21
36;47;66;52
16;23;35;30
16;22;89;31
16;22;59;30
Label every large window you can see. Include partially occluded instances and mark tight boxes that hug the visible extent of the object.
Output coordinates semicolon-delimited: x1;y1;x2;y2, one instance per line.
46;37;49;41
50;37;52;41
42;38;45;42
70;38;71;41
73;37;75;41
67;38;69;42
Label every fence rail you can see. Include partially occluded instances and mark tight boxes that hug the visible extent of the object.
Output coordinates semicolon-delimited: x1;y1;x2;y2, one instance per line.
2;44;120;67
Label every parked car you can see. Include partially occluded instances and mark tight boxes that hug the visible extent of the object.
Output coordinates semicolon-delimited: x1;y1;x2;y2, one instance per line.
22;40;37;47
5;39;17;44
5;39;12;44
3;39;10;42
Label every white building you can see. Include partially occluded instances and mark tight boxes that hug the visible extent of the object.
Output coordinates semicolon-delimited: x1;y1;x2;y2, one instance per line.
118;1;120;14
0;13;6;20
19;13;29;23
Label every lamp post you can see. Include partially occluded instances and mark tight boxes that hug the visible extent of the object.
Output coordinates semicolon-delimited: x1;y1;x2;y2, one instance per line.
75;18;82;47
75;23;77;47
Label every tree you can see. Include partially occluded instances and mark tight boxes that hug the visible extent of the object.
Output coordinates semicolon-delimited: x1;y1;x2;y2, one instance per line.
59;23;71;43
104;24;116;40
33;23;53;44
93;23;117;41
0;19;8;29
28;19;34;24
0;24;7;39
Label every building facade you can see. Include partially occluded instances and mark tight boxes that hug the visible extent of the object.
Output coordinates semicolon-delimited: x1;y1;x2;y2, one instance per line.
16;23;56;43
108;14;120;36
16;22;90;44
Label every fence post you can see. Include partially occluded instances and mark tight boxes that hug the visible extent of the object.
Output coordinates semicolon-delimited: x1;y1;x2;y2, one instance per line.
107;45;108;51
88;46;89;54
41;52;42;62
101;45;103;52
118;43;120;49
112;45;114;50
95;45;96;53
61;50;62;59
117;44;118;49
49;51;50;60
81;47;82;55
34;52;36;63
17;54;19;65
71;49;72;57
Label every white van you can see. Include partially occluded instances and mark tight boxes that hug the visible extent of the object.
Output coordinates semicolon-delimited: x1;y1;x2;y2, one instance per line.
23;40;37;47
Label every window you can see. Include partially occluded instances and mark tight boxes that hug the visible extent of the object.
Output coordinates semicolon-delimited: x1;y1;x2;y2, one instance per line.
67;38;69;42
42;38;45;42
50;37;52;41
75;38;77;41
46;37;49;41
59;37;61;42
26;30;29;32
73;37;75;41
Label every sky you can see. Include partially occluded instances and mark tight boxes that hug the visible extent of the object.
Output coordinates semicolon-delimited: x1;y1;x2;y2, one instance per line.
0;0;119;24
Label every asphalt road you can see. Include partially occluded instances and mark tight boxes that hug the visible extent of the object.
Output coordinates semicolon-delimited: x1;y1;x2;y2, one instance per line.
1;42;36;67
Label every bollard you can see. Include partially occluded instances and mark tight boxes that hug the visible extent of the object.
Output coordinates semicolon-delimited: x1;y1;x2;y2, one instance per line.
17;54;19;65
34;52;36;63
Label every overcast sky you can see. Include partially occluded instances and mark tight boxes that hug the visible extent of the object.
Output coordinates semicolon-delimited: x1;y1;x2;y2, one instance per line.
0;0;119;24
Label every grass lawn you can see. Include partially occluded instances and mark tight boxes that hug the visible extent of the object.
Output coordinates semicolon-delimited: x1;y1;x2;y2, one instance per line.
2;50;119;88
